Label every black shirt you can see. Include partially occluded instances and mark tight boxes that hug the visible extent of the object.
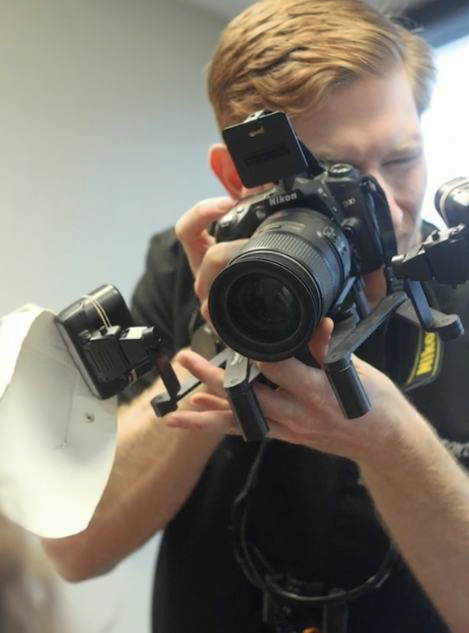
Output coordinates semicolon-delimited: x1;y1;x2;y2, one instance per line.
125;226;469;633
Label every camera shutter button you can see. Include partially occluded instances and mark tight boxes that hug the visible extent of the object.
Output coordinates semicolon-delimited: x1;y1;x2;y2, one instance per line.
329;163;353;176
220;212;236;227
253;205;266;221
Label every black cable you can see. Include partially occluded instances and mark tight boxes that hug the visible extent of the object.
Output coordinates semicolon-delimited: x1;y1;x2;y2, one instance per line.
231;440;398;630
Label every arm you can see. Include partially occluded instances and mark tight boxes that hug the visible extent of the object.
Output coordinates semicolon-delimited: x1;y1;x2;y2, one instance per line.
165;340;469;633
42;199;237;581
42;361;223;581
359;409;469;633
42;199;239;581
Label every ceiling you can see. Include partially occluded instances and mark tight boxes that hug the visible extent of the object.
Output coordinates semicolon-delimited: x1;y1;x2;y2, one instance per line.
177;0;428;21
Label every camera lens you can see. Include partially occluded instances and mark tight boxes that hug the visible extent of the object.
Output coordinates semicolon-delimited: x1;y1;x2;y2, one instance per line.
208;209;351;361
434;177;469;227
227;274;301;342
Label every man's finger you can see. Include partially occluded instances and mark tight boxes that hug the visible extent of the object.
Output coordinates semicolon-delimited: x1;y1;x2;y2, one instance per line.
308;317;334;366
175;197;233;274
191;392;229;411
194;239;246;304
175;197;233;241
165;409;238;435
175;349;227;398
257;354;332;408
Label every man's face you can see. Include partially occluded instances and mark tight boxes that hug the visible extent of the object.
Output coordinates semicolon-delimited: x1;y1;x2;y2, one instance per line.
292;66;427;254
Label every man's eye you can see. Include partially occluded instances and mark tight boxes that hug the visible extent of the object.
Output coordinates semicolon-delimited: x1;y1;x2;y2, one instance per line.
384;151;422;167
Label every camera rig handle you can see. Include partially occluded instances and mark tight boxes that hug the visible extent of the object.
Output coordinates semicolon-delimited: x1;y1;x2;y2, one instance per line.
151;347;267;442
325;291;407;418
151;348;231;416
222;351;268;441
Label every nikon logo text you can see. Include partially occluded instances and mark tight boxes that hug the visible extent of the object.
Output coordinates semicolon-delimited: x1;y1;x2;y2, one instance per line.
249;126;265;138
269;192;298;206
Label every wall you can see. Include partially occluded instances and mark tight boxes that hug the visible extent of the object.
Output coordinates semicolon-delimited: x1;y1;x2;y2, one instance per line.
421;34;469;227
0;0;225;316
0;1;225;632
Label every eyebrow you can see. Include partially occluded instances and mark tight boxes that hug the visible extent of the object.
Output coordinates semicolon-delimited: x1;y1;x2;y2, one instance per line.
384;140;424;159
316;135;423;165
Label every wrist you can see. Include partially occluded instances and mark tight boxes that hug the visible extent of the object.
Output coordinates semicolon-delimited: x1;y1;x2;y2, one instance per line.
356;397;435;474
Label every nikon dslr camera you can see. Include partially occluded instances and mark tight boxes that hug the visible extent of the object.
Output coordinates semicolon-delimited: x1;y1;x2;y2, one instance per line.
152;110;464;438
208;110;395;362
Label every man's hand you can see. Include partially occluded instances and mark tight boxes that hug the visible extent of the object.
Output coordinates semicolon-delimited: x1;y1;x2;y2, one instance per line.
175;197;247;321
164;317;417;466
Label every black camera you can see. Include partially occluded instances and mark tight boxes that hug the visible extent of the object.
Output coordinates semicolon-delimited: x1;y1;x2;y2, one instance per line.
208;110;393;362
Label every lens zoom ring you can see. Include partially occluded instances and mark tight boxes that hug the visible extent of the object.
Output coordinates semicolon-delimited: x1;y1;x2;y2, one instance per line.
237;232;339;295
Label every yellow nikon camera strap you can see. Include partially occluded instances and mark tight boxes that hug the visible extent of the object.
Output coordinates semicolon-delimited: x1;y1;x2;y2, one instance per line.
403;329;442;392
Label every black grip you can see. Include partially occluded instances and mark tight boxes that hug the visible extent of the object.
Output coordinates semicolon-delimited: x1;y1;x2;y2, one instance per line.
227;388;269;442
326;360;371;419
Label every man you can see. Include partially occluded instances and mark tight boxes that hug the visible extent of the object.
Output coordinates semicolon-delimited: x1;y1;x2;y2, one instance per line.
43;2;469;632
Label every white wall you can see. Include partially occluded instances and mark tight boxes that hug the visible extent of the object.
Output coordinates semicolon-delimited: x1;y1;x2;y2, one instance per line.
0;1;225;632
0;0;225;316
421;34;469;228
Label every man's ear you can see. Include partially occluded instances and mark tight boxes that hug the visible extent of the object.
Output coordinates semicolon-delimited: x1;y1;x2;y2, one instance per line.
208;143;243;200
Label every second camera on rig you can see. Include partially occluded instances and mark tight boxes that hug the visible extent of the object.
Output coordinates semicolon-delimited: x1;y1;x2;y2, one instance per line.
208;110;392;361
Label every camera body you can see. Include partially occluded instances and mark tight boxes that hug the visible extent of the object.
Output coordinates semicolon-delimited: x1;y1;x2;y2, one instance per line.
208;111;394;362
214;161;384;277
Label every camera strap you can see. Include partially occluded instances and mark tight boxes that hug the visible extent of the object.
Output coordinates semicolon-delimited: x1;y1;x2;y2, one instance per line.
394;279;444;392
399;226;447;392
403;328;442;392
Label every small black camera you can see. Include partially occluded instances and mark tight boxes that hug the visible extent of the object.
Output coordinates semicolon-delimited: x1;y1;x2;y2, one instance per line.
208;110;394;361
